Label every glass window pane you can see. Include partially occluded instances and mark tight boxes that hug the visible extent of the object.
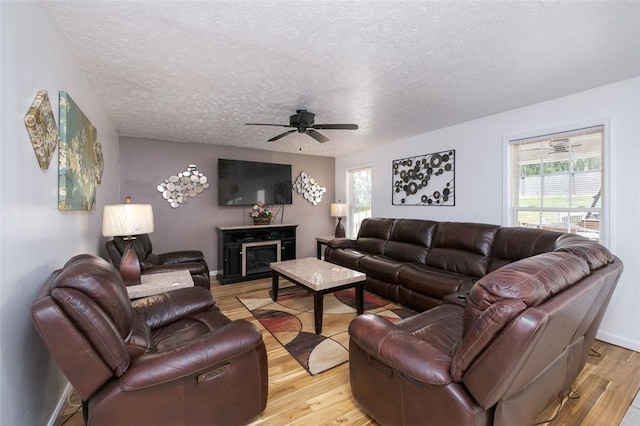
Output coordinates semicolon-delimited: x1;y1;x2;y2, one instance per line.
348;167;372;238
542;174;572;208
517;210;541;228
510;125;604;243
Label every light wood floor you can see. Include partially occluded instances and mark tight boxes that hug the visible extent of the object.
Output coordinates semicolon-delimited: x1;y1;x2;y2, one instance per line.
56;277;639;426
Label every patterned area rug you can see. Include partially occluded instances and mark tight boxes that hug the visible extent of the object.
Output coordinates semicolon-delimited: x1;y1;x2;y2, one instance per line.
238;285;416;375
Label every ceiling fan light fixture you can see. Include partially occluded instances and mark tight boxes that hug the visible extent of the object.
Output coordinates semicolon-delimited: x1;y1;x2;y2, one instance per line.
246;109;358;143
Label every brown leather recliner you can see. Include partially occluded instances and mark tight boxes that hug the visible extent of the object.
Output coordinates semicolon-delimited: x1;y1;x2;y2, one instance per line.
348;241;623;425
31;254;268;426
105;234;211;289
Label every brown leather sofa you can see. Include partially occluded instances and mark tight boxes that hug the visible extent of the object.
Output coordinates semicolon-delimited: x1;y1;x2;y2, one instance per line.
106;234;211;289
325;218;595;311
348;240;622;425
327;218;622;424
31;254;268;426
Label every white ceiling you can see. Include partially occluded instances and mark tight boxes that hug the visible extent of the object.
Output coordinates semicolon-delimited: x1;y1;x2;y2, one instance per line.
42;0;640;157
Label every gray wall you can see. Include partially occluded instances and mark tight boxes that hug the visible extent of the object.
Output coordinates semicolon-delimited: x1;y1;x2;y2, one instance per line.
119;136;337;272
1;3;121;425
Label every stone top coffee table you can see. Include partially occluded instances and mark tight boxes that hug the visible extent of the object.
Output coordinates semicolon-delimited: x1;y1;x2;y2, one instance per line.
270;257;366;334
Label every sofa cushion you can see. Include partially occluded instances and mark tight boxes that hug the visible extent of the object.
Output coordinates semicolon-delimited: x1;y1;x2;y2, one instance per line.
426;222;500;277
488;227;563;272
399;263;477;300
450;252;590;381
554;234;614;270
384;219;438;263
384;241;429;263
353;218;394;255
359;255;405;284
50;258;133;376
355;238;388;255
357;217;395;240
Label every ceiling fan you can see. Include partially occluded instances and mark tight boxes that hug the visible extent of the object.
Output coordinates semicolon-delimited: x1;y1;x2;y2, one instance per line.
245;109;358;143
549;138;582;154
521;138;582;155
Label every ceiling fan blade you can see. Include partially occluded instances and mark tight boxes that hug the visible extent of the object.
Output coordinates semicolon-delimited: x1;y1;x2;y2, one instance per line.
306;129;330;143
245;123;292;127
268;129;296;142
312;124;358;130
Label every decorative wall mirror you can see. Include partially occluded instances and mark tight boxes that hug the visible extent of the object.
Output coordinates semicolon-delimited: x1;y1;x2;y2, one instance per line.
293;172;326;205
157;164;209;208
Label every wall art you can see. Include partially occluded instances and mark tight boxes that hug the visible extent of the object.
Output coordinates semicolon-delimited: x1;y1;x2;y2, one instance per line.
58;91;98;211
95;142;104;184
293;172;326;205
157;164;209;208
24;90;60;169
392;149;455;206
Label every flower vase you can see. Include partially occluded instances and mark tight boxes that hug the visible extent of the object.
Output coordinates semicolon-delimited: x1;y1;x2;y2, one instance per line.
253;217;272;225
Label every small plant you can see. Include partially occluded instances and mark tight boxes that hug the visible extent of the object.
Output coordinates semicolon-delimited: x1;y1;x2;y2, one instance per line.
249;201;273;219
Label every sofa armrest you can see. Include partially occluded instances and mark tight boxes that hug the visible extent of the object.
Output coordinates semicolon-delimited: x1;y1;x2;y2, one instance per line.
327;237;357;249
141;262;207;277
158;250;205;265
349;314;453;385
120;319;263;390
132;287;215;330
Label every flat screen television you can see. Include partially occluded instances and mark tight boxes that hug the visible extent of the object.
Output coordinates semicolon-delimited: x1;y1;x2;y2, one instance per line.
218;158;292;206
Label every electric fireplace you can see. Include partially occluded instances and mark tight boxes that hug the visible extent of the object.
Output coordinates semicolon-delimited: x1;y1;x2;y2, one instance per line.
242;240;281;277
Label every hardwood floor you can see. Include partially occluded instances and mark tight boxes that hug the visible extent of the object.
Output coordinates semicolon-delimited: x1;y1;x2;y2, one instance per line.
55;278;639;426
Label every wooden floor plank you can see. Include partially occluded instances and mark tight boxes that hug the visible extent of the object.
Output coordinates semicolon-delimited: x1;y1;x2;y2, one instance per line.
55;277;639;426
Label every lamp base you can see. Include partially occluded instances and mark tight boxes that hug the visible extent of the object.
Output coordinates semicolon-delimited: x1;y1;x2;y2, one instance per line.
334;217;345;238
119;239;141;286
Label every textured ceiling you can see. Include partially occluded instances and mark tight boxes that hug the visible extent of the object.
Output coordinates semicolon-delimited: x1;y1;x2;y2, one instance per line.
42;0;640;157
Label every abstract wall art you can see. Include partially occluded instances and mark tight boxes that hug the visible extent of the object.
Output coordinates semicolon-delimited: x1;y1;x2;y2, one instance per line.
157;164;209;208
24;90;60;169
95;142;104;184
293;172;326;205
392;149;455;206
58;91;98;211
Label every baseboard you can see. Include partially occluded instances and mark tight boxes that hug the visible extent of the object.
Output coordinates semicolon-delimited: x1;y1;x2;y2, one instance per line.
597;330;640;352
46;381;73;426
209;270;219;277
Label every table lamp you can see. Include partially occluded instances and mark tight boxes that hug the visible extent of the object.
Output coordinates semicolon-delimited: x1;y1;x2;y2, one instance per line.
330;202;348;238
102;201;154;285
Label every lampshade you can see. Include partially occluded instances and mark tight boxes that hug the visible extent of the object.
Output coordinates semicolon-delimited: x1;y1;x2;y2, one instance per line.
330;203;348;218
102;204;154;237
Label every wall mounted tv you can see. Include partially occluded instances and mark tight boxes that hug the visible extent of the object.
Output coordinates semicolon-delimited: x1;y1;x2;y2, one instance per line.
218;158;293;206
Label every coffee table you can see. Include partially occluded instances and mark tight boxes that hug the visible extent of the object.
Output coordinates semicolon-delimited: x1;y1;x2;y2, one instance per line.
270;257;366;334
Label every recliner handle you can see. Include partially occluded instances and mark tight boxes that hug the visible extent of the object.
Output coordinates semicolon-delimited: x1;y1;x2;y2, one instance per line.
197;364;230;382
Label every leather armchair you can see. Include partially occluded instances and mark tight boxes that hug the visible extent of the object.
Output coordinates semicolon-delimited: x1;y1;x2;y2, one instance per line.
348;245;623;425
105;234;211;289
32;254;268;426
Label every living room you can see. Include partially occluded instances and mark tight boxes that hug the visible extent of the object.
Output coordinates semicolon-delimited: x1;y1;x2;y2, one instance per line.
2;1;639;425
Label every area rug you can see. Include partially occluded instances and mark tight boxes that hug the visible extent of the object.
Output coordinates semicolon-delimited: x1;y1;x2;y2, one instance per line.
238;285;416;375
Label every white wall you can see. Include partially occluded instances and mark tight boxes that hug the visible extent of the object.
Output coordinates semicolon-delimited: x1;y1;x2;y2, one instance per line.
336;77;640;351
0;3;119;425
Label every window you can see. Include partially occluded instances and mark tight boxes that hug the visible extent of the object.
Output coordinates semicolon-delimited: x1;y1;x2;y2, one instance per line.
508;125;605;242
347;167;372;238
